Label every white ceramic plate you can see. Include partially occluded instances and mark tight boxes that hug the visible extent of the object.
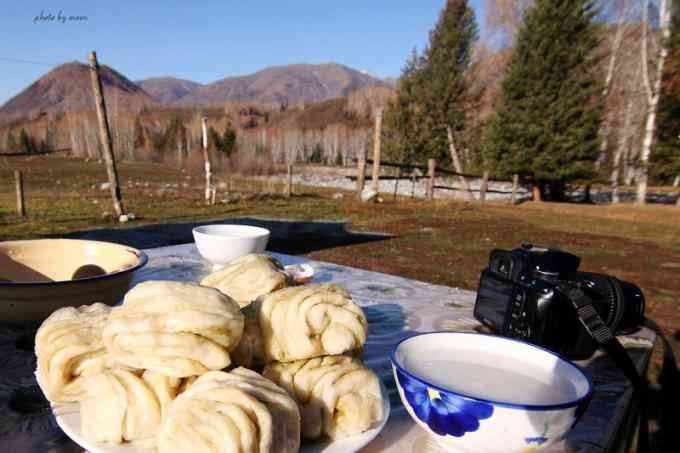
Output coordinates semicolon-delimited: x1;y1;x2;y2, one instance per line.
53;381;390;453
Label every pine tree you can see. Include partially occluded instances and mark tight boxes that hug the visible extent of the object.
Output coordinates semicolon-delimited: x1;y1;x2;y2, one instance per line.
384;0;478;168
7;129;17;151
222;124;236;157
208;126;221;152
309;144;324;164
485;0;603;199
383;48;429;164
335;151;344;166
652;0;680;185
19;129;35;154
163;116;186;152
419;0;478;164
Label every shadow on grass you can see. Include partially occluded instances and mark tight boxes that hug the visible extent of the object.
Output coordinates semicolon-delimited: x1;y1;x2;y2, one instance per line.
57;217;392;255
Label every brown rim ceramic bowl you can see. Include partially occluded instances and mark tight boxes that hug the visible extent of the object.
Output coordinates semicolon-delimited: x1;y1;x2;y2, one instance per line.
0;239;148;324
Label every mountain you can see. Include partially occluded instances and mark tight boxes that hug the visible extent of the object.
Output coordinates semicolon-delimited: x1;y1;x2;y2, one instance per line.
0;62;387;126
137;63;388;106
0;62;153;125
135;77;201;105
383;76;398;87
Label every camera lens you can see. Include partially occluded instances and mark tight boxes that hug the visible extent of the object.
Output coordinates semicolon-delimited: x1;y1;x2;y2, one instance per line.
575;272;644;335
617;280;645;334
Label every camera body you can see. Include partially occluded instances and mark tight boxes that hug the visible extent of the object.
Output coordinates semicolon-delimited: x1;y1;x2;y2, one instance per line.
474;244;645;360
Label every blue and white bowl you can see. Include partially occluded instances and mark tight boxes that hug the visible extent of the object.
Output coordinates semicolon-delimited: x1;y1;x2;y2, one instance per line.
390;332;592;452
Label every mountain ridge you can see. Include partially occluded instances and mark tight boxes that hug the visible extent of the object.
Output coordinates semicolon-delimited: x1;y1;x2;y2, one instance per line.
0;62;390;125
0;62;153;125
137;62;389;106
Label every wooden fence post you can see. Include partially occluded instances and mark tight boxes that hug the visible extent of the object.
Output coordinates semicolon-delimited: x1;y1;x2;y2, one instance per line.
88;51;124;218
427;158;436;201
532;184;542;202
285;164;293;198
411;170;417;199
201;117;213;205
394;168;401;201
480;170;489;204
371;108;383;194
511;174;519;205
177;142;183;169
15;170;25;218
356;154;366;200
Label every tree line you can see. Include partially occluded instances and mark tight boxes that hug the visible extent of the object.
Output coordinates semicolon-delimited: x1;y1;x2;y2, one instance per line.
384;0;680;203
4;125;56;154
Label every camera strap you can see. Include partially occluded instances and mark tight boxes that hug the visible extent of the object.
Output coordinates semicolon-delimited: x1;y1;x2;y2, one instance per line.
556;282;650;453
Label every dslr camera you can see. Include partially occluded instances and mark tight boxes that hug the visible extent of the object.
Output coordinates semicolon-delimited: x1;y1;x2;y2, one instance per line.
474;244;645;360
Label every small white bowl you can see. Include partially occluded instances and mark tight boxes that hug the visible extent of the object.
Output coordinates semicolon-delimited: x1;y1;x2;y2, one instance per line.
192;224;270;266
391;332;592;453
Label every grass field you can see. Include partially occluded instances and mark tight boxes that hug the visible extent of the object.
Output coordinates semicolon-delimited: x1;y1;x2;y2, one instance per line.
2;155;680;382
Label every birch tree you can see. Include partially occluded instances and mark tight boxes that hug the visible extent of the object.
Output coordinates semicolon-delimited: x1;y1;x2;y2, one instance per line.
611;59;645;202
598;0;636;164
637;0;672;204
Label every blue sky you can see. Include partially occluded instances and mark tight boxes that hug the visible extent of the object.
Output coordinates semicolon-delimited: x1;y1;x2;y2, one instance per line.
0;1;485;105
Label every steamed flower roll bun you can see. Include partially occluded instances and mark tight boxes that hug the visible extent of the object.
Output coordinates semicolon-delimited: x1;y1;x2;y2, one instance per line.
103;281;244;377
80;369;180;444
257;284;368;362
157;368;300;453
35;303;112;403
200;253;292;308
263;355;383;439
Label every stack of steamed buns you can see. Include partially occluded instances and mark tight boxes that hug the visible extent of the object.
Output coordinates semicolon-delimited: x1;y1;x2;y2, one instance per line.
35;254;383;452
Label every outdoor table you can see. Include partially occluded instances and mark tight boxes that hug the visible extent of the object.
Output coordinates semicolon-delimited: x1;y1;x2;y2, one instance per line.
0;243;656;452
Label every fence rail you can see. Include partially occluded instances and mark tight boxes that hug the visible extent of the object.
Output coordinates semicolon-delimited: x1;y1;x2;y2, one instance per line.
355;158;517;184
353;156;525;204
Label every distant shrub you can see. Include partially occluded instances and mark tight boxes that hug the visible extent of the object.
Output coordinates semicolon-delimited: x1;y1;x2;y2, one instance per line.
7;129;17;151
309;144;324;163
19;129;37;153
210;124;237;156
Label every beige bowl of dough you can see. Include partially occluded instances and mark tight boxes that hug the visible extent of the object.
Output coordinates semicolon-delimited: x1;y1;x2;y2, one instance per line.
0;239;148;324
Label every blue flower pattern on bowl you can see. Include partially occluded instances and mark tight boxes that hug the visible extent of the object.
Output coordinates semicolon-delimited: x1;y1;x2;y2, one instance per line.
395;368;493;437
525;436;548;445
524;420;549;446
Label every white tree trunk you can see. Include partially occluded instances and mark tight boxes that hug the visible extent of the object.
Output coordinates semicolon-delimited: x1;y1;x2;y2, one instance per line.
625;159;635;186
611;100;635;203
674;175;680;187
598;3;631;166
637;0;671;205
201;117;212;204
446;125;474;200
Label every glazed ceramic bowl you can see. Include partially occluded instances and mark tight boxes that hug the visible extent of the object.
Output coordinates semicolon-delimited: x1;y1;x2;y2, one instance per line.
391;332;592;453
192;224;270;266
0;239;147;324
